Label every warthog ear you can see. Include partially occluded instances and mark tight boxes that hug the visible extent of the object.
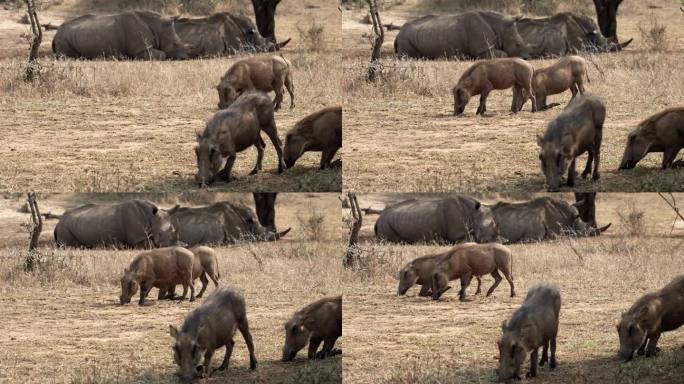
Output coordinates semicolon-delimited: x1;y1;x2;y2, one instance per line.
536;134;544;147
635;306;650;322
169;325;179;339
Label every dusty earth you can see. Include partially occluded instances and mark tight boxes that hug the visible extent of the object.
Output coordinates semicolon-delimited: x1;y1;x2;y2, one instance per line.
342;0;684;193
0;0;341;192
342;192;684;383
0;192;343;383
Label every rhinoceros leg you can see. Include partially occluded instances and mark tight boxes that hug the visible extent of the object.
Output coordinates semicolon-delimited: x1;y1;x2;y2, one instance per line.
261;120;285;174
250;138;265;175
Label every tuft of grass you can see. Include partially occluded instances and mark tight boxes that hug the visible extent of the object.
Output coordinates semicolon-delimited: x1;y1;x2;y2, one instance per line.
638;14;670;52
297;20;326;52
616;200;646;236
297;209;327;241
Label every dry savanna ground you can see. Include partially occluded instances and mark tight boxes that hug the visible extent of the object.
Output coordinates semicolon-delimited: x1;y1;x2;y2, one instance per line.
0;192;343;383
0;0;341;193
342;0;684;193
342;192;684;383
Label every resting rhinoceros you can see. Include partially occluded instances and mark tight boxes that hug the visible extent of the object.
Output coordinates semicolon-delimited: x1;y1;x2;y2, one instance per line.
374;195;499;244
516;12;632;58
394;10;530;59
167;202;290;246
54;200;178;248
490;197;611;243
52;11;190;60
173;12;290;58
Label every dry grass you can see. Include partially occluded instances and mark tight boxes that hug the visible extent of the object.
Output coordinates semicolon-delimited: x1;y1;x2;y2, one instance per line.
0;192;343;384
0;0;341;193
342;192;684;384
341;0;684;193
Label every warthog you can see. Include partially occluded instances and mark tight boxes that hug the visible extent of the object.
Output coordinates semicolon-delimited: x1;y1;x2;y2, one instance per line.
119;246;195;306
617;274;684;362
394;11;530;59
431;243;515;301
497;283;561;381
397;247;482;297
158;246;221;300
537;94;605;191
195;91;285;186
170;286;257;381
283;106;342;169
282;296;342;361
374;195;499;244
54;199;177;249
216;55;294;111
515;56;589;111
453;58;536;116
618;107;684;170
53;11;190;60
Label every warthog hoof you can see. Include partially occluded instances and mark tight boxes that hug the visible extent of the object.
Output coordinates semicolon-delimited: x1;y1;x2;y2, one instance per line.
550;359;557;370
592;173;601;182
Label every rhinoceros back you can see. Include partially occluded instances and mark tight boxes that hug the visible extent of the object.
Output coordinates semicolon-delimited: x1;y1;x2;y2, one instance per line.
55;201;148;247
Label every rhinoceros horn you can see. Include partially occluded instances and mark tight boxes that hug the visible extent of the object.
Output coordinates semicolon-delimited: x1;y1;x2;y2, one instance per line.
273;37;292;51
266;227;291;241
588;223;612;236
607;38;633;52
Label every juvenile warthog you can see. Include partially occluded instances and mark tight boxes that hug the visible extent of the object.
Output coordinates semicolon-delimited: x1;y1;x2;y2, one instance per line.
516;55;588;111
397;249;482;297
497;283;561;381
618;107;684;170
159;245;221;300
119;246;195;306
282;296;342;361
537;94;605;191
283;106;342;169
453;58;536;115
195;91;285;186
170;286;257;382
431;243;515;301
216;55;294;111
617;274;684;362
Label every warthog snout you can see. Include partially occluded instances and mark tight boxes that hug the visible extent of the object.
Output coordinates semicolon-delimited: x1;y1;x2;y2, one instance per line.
618;348;634;363
618;158;634;170
282;348;297;362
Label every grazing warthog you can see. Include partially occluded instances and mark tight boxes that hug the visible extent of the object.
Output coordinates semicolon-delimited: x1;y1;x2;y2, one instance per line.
158;246;221;300
168;202;290;246
170;287;257;381
195;91;285;186
283;106;342;169
617;274;684;362
490;197;610;243
431;243;515;301
397;248;482;297
374;195;499;244
119;246;195;306
497;283;561;381
54;200;177;249
395;11;530;59
516;12;632;58
53;11;190;60
515;56;589;111
537;94;605;191
453;58;536;116
282;296;342;361
618;107;684;170
216;55;294;111
174;13;290;58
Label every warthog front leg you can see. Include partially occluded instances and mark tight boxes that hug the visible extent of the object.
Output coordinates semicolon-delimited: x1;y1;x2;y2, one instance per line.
250;138;265;175
320;148;339;170
202;349;214;378
582;151;594;179
138;280;154;306
218;154;237;182
527;348;539;378
662;148;679;169
474;276;482;295
567;158;577;187
418;285;431;297
539;340;549;367
637;337;648;355
486;270;502;297
308;335;323;359
645;332;661;357
476;85;492;115
459;269;473;301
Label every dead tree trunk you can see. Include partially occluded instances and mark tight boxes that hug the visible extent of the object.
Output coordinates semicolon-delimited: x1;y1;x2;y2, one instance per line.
344;193;363;267
24;0;43;82
366;0;384;82
26;192;43;271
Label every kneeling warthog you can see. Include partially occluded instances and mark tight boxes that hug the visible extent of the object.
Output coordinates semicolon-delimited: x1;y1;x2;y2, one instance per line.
397;249;482;297
119;246;195;305
431;243;515;301
170;286;257;382
618;107;684;170
159;245;221;300
497;283;561;381
617;274;684;362
453;58;536;115
195;91;285;186
283;106;342;169
537;94;605;191
516;55;588;111
282;296;342;361
216;55;294;111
